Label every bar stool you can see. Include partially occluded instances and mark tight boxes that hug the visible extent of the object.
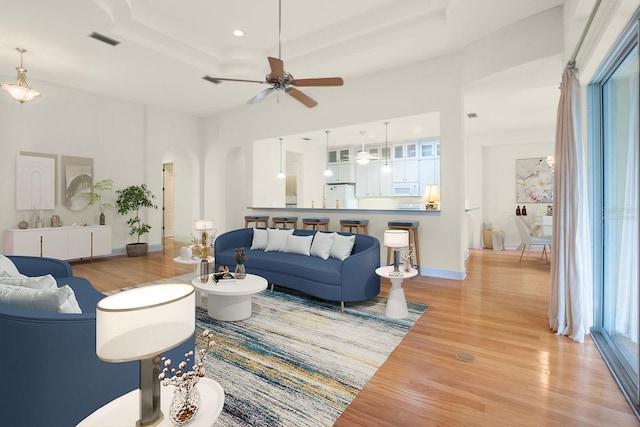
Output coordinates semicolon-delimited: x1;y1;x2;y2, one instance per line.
302;217;330;231
244;215;269;228
340;219;369;235
386;220;420;270
272;216;298;229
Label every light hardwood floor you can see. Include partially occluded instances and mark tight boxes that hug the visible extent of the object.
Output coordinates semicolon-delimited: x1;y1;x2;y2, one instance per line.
71;241;639;426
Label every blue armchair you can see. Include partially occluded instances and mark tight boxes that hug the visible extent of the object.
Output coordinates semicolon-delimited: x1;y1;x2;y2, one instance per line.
0;256;194;427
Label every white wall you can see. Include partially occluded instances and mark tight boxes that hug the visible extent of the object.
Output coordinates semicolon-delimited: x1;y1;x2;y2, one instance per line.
482;139;555;247
0;81;202;253
204;8;564;278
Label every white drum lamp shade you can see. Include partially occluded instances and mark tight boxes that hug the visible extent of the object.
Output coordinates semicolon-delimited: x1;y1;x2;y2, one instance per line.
96;283;195;426
384;230;408;275
194;219;214;231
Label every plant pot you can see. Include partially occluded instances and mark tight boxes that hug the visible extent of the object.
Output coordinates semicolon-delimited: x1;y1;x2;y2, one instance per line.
99;213;105;225
126;242;148;257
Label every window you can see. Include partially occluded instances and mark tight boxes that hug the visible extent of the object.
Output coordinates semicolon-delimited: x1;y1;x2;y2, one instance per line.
589;9;640;416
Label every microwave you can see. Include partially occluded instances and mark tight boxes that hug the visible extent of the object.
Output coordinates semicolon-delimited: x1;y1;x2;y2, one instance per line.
392;182;420;196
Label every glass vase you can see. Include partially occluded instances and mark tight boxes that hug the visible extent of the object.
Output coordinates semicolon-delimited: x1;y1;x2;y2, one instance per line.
169;383;200;425
235;263;246;279
200;259;209;283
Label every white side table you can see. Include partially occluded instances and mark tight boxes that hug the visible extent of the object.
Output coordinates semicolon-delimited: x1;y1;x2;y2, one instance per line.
375;266;418;319
173;255;215;279
77;377;224;427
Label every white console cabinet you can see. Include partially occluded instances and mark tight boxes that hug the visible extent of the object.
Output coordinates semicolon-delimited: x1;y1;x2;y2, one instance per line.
4;225;112;260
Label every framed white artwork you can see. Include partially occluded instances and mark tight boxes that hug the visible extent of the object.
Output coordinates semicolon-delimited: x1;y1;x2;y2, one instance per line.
61;156;93;211
16;152;57;210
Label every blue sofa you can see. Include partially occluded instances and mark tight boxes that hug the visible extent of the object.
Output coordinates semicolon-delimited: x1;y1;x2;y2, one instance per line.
214;228;380;308
0;256;194;427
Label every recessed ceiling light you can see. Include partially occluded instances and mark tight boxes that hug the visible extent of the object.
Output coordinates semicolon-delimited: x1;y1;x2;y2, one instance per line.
232;29;244;37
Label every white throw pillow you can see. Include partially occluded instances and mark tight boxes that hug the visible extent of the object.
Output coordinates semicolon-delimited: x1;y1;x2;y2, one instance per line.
0;284;82;314
284;234;313;256
265;228;294;252
0;274;57;290
0;255;26;278
250;228;269;250
330;234;356;261
310;232;335;260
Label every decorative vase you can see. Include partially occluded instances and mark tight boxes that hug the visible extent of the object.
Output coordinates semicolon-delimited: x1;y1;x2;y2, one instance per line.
235;263;246;279
100;213;105;225
169;383;200;425
200;259;209;283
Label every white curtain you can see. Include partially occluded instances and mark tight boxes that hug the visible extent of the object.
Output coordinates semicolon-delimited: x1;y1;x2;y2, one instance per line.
548;67;594;343
614;76;639;343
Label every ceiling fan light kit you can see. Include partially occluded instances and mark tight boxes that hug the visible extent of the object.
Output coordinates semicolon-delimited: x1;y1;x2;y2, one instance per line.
205;0;343;108
354;130;377;165
2;48;41;104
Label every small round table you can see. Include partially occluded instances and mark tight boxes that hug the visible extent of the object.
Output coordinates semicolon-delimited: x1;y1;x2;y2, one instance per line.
192;273;267;321
173;255;214;278
78;377;224;427
375;266;418;319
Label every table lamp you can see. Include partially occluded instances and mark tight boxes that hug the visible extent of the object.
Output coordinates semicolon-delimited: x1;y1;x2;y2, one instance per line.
96;283;195;427
423;184;441;210
194;219;214;259
384;230;409;276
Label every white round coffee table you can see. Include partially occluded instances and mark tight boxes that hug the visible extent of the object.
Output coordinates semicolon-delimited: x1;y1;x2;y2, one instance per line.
192;273;267;321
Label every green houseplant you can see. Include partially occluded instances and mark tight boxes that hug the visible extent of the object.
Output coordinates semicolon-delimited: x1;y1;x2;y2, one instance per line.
83;179;114;225
116;184;157;257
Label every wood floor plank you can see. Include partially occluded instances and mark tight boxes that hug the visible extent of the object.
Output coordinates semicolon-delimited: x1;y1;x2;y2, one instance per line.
70;241;639;426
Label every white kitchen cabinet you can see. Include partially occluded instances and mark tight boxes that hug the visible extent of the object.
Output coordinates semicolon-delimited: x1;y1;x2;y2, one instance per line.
355;162;382;197
4;225;112;260
393;159;420;183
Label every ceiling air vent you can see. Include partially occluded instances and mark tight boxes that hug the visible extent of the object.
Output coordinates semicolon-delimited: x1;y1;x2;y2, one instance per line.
467;113;478;118
89;32;121;47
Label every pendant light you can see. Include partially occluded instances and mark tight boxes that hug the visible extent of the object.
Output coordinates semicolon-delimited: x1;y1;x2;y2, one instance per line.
381;121;392;173
1;48;41;104
356;131;370;165
276;137;286;179
323;130;334;177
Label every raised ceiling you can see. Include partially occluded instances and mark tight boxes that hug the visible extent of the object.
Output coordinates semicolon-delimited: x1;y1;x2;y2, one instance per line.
0;0;565;129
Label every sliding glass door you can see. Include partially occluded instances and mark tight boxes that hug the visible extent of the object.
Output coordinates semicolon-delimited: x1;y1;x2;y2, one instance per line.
589;10;639;417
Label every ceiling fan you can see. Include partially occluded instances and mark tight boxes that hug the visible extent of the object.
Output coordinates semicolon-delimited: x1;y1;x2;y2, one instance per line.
352;130;378;165
202;0;343;108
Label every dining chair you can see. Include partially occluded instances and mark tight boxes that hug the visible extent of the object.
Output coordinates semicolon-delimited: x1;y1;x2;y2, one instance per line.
514;217;552;263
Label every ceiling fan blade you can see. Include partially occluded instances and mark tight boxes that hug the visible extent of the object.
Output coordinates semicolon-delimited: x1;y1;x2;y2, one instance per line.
285;87;317;108
290;77;344;87
268;57;285;79
203;75;266;84
247;87;275;104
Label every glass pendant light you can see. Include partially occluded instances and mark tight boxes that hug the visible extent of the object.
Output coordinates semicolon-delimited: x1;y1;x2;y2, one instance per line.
381;121;392;173
1;48;41;104
323;130;334;177
276;138;286;179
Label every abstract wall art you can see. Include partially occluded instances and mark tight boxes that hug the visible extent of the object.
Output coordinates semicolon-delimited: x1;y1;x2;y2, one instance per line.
16;152;57;210
516;157;554;203
61;156;93;211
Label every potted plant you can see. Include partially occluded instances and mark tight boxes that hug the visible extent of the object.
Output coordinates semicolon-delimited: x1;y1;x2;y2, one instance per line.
116;184;157;257
83;179;114;225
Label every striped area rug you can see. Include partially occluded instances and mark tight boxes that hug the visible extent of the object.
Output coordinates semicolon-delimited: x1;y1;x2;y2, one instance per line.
118;274;428;426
